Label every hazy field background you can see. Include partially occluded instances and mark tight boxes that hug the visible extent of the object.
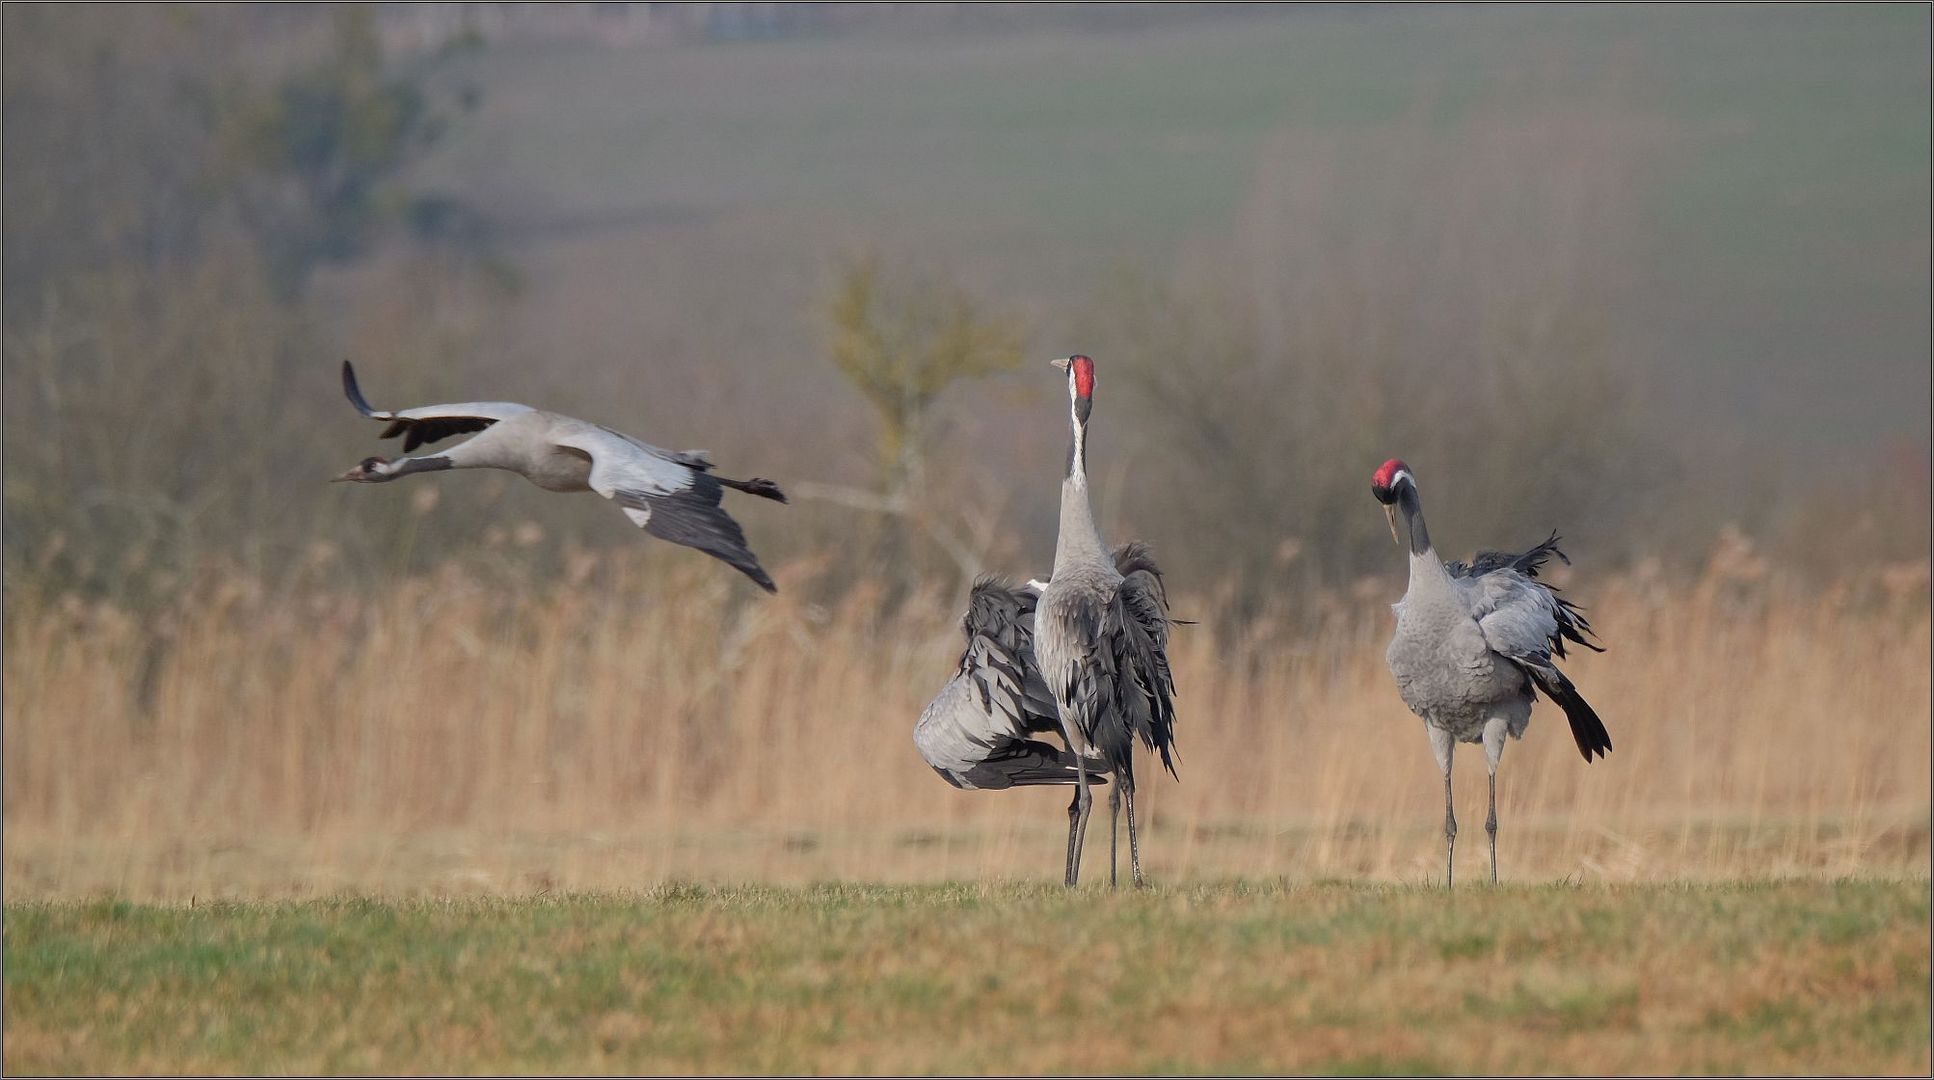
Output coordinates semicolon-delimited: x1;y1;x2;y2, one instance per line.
2;4;1929;1073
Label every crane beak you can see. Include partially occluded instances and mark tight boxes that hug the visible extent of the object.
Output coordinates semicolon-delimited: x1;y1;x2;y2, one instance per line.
1384;503;1401;545
331;466;365;483
1050;357;1071;373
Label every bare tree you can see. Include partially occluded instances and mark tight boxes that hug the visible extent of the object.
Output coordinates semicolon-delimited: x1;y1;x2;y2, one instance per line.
807;254;1024;594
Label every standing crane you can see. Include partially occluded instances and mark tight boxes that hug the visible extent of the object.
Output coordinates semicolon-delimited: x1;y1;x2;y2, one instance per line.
332;362;787;592
1370;458;1610;886
1034;355;1178;887
914;543;1176;884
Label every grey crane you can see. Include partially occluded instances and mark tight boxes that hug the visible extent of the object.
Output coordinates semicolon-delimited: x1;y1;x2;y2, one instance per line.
331;361;787;592
1370;457;1610;886
914;543;1176;883
1033;355;1178;888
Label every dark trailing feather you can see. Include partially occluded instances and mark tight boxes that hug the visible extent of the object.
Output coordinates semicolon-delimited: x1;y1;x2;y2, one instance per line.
1445;530;1570;580
981;739;1110;788
618;473;777;592
1521;656;1613;762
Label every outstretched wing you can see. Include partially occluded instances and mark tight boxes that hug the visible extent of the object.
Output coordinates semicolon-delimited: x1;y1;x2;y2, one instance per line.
341;361;534;452
914;678;1104;790
553;425;777;593
914;578;1097;790
958;579;1060;737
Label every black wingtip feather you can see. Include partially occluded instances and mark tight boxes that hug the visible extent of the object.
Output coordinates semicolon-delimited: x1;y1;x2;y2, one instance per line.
341;360;380;417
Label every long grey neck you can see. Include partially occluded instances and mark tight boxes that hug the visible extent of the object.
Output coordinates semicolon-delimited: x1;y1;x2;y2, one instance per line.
1399;484;1449;588
1052;417;1109;575
381;454;454;480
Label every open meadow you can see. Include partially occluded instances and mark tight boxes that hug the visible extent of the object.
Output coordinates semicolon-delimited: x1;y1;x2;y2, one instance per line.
6;881;1928;1074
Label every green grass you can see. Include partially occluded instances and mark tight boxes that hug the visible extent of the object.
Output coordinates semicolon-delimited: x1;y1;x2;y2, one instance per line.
6;880;1927;1074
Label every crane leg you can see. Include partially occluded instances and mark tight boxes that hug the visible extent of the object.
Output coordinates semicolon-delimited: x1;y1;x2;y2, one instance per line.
1123;764;1144;888
1431;726;1456;889
1064;787;1081;887
1486;773;1498;885
1065;761;1093;887
1483;717;1507;886
1108;783;1122;888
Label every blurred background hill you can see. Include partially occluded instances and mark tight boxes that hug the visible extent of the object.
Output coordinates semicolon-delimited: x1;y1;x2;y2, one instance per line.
4;3;1927;600
2;4;1927;895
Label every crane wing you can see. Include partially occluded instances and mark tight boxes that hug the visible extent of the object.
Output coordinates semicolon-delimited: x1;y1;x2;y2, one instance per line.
1449;532;1600;657
341;361;534;452
1112;546;1178;777
958;578;1060;736
1464;569;1612;762
1466;571;1564;663
917;577;1101;790
553;425;776;593
1446;530;1568;580
1040;569;1179;779
914;677;1102;790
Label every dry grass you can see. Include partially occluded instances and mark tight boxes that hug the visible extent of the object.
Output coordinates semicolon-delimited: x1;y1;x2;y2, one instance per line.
4;551;1928;900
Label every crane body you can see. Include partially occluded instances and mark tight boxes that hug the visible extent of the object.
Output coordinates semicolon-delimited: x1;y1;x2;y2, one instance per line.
332;361;785;591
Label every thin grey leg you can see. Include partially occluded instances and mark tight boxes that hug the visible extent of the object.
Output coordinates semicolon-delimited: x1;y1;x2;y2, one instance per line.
1124;766;1144;888
1430;726;1456;889
1067;760;1093;887
1108;783;1122;888
1482;715;1507;887
1064;787;1081;887
1486;772;1498;885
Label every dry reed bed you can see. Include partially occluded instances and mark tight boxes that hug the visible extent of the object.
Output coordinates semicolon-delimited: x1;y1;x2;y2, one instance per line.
4;556;1927;897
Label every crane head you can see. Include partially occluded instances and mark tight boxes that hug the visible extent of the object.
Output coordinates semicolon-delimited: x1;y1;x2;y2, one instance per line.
333;456;390;483
1370;458;1412;544
1051;355;1095;425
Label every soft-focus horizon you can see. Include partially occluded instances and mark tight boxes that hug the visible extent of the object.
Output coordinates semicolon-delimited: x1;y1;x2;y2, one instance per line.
4;3;1928;601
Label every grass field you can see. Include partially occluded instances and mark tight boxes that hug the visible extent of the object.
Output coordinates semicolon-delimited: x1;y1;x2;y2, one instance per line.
5;880;1927;1074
